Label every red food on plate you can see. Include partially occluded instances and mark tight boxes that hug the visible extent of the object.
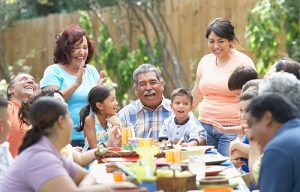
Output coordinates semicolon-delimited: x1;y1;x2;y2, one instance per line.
109;147;122;152
205;166;227;176
102;157;140;163
95;148;139;163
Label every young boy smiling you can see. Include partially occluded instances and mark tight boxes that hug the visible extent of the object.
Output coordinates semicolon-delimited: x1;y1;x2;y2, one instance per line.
158;88;206;146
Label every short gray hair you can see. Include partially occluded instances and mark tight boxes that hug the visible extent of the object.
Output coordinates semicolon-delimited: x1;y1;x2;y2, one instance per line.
259;72;300;111
133;64;164;87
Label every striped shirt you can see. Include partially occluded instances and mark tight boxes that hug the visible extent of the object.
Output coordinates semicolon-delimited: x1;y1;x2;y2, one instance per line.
118;97;173;140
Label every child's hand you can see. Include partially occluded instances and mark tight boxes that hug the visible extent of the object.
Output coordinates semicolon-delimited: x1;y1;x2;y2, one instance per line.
181;142;188;147
231;157;246;168
230;149;246;168
201;118;225;132
107;126;122;147
228;138;241;155
107;115;122;127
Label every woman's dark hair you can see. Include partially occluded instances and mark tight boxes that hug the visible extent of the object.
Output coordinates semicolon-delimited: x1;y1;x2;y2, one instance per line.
19;89;63;126
275;58;300;80
228;66;258;91
19;97;68;153
77;86;114;132
206;17;237;42
54;24;94;65
246;93;300;123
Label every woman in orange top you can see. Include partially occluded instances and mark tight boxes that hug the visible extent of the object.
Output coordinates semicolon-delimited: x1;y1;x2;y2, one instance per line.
191;18;255;156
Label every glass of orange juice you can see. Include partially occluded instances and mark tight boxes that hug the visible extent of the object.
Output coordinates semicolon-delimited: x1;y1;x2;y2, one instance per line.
113;172;125;182
165;149;174;163
173;149;182;163
121;127;128;146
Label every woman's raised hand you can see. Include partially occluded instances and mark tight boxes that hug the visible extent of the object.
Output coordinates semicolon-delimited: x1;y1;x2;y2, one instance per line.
98;70;106;85
74;64;85;87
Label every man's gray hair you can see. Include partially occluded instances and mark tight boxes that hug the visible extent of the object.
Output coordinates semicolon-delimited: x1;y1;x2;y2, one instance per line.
259;72;300;111
133;64;164;87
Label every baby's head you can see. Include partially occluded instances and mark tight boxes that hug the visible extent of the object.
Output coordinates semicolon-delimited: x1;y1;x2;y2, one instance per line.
0;95;10;144
170;88;193;120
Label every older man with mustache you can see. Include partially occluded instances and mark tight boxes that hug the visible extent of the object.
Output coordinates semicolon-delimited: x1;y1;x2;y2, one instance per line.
6;73;38;157
118;64;173;140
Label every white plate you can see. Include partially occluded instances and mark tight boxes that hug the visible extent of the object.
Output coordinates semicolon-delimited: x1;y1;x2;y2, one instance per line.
204;154;228;165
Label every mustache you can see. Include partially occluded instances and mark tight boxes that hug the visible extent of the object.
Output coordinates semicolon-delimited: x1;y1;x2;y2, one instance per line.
144;90;156;96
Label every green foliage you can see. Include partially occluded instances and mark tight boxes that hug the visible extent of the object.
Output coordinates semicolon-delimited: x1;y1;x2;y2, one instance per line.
246;0;300;74
78;12;162;105
7;0;118;20
0;0;21;31
0;80;8;97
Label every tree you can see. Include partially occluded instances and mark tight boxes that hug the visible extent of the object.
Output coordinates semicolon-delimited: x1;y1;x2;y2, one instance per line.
85;0;188;99
246;0;300;74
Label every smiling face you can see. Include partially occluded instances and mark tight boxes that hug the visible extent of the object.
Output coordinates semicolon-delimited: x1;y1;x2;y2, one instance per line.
97;91;119;116
70;36;88;69
8;74;38;101
239;100;251;129
171;95;192;122
247;111;274;148
208;32;232;60
135;72;164;110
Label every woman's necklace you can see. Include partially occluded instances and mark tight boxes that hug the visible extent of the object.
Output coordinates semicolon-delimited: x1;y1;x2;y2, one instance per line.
215;57;226;67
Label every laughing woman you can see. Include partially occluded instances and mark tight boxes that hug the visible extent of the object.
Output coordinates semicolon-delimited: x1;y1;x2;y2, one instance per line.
191;18;255;156
0;97;134;191
40;24;105;148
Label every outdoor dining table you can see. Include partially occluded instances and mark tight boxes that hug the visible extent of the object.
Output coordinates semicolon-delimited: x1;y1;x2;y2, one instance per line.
89;150;250;192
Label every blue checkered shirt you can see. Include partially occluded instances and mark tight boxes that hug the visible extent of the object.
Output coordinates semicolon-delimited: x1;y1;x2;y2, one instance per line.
118;97;173;140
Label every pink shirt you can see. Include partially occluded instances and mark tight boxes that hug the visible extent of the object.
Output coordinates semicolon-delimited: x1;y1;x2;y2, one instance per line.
197;50;255;125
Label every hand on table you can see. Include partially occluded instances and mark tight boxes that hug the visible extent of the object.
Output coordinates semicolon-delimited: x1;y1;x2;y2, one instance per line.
230;149;247;168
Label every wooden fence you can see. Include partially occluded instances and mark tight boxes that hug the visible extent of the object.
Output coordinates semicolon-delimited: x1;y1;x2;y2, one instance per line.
0;0;257;86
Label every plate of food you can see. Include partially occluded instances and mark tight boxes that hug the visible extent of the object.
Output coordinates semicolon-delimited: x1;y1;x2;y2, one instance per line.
95;148;139;163
205;166;227;176
204;154;229;165
102;157;140;163
199;176;238;189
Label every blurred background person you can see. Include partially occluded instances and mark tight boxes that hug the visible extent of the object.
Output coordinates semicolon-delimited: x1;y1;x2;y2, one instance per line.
6;73;38;158
18;89;97;167
265;57;300;79
246;93;300;192
1;97;135;191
